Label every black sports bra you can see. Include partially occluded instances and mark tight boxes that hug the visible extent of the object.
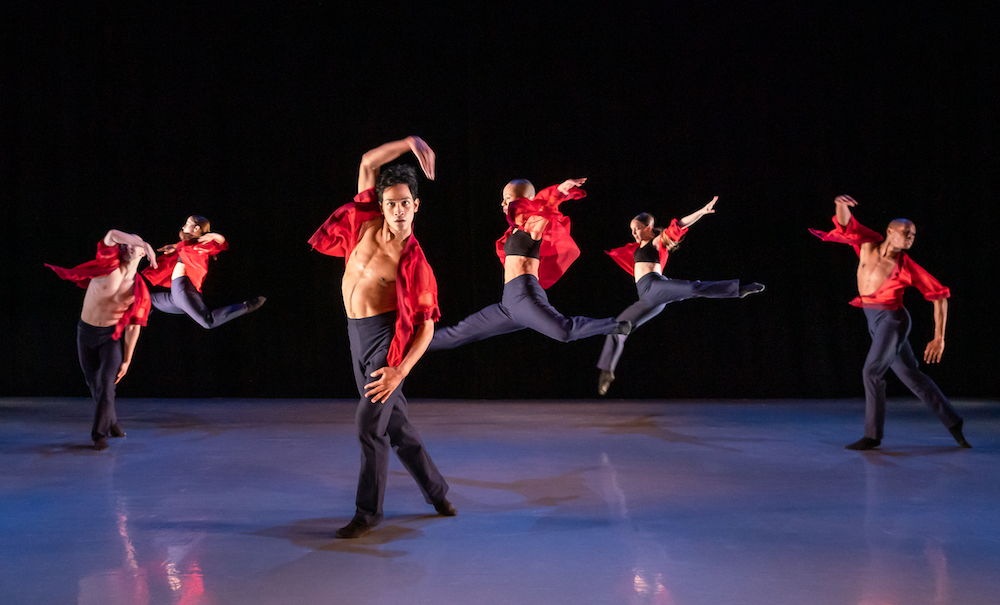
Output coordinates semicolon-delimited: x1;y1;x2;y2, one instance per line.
633;242;659;264
504;229;542;259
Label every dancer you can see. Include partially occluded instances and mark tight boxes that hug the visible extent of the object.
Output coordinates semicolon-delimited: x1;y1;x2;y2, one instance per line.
142;215;265;329
427;177;629;352
308;136;454;539
597;197;765;395
45;230;157;450
810;194;970;450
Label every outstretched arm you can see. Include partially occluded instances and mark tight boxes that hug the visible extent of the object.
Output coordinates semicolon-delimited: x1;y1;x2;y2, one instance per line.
364;319;434;404
197;232;226;245
104;230;157;269
358;136;436;193
834;195;857;227
677;196;718;229
116;324;141;384
924;298;948;363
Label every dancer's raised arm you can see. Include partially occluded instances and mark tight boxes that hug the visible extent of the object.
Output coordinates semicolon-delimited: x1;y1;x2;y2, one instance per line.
676;196;717;229
358;136;436;193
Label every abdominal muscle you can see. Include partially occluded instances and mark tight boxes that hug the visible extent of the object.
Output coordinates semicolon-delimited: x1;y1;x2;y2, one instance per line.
632;262;662;282
504;255;540;283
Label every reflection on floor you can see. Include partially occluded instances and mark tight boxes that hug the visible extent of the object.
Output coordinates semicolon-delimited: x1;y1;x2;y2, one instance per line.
1;397;998;605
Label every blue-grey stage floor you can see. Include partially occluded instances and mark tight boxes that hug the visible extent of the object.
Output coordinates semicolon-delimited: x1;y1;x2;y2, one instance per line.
2;397;998;605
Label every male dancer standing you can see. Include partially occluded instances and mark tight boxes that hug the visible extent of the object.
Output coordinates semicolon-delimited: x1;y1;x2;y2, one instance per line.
308;136;454;539
810;195;970;450
46;230;157;450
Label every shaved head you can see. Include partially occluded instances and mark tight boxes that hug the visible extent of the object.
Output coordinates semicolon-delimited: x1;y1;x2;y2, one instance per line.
888;218;914;230
504;179;535;200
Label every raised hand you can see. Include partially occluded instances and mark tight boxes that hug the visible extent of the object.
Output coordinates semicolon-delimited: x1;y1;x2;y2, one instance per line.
834;194;858;208
407;136;436;181
702;196;718;215
557;177;587;195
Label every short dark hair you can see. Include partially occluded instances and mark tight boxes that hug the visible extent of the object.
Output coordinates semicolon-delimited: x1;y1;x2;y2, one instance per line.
376;165;418;202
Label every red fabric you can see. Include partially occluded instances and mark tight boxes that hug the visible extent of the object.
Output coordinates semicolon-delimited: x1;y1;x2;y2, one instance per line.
810;215;950;309
495;184;585;289
308;188;441;367
142;239;228;293
45;240;151;340
605;218;687;277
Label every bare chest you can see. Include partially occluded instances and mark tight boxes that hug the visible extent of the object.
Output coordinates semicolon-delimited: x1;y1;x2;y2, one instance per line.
857;248;898;294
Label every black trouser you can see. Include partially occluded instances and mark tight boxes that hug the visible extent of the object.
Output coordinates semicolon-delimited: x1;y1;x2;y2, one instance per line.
77;320;121;442
150;276;248;329
862;308;962;440
347;312;448;527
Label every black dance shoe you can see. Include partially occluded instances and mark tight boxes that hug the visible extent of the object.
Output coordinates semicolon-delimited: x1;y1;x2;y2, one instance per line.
615;321;632;336
948;419;972;448
845;437;881;450
598;370;615;396
110;424;126;438
335;520;373;539
434;499;458;516
245;296;267;313
739;282;766;298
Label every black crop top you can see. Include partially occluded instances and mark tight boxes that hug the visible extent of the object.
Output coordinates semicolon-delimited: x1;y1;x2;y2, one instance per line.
633;242;659;264
504;229;542;259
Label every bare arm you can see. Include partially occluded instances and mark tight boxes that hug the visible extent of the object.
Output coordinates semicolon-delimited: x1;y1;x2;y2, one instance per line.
358;136;436;193
923;298;948;363
116;324;141;384
104;230;157;269
677;196;718;229
197;232;226;245
364;319;434;404
834;195;857;227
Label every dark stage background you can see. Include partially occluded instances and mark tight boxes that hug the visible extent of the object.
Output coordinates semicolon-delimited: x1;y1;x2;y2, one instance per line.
2;2;996;400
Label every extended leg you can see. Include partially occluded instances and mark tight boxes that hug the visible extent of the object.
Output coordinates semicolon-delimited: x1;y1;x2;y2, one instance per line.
503;275;619;342
426;304;524;352
386;397;449;506
890;341;967;446
160;276;261;329
596;298;665;394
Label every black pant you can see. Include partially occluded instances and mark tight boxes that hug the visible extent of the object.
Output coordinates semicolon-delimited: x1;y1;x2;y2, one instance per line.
150;276;248;329
347;312;448;527
862;308;961;440
77;320;121;442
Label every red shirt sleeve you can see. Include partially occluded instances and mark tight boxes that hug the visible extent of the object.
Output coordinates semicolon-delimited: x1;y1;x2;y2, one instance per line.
495;184;585;289
809;215;884;256
900;255;950;301
45;240;121;287
388;235;441;367
308;188;381;257
662;219;688;245
606;243;638;277
46;240;151;340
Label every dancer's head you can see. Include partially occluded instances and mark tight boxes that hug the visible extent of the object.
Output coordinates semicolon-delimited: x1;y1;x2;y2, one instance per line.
886;218;916;250
180;215;211;241
376;165;419;203
631;212;679;251
377;165;420;235
117;243;145;264
501;179;535;214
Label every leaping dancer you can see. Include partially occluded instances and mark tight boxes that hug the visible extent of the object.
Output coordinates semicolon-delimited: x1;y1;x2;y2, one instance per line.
597;197;764;395
142;215;265;329
46;230;157;450
809;195;970;450
427;177;629;353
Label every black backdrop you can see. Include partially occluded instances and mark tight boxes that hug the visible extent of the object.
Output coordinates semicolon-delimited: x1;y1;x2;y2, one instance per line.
2;2;996;400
